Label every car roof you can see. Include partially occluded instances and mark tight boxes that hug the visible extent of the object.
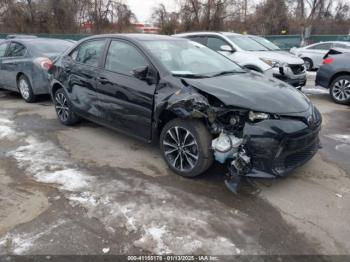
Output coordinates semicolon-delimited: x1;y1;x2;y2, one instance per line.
308;41;350;46
82;33;182;42
6;37;73;44
174;31;241;37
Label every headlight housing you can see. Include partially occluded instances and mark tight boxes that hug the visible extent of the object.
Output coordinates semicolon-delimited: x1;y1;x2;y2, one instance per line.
249;111;269;122
260;58;286;68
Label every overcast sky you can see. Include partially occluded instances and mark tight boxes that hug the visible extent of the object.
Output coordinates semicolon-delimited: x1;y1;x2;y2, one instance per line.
127;0;179;23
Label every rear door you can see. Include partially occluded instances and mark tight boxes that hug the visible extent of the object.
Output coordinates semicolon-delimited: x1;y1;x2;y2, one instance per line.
0;42;10;88
65;38;108;119
2;41;27;90
96;39;157;140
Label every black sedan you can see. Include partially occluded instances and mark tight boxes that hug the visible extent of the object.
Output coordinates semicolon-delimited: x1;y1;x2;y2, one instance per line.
316;49;350;104
0;38;74;102
49;34;321;192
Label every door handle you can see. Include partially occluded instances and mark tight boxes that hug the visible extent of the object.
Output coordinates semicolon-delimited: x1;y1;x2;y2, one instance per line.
97;77;111;85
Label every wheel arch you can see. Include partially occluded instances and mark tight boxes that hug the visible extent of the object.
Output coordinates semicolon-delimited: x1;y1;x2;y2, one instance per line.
329;71;350;87
50;81;64;100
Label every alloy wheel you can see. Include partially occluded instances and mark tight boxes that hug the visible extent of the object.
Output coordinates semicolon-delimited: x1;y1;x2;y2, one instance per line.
19;79;30;100
163;126;199;172
55;92;69;122
332;79;350;102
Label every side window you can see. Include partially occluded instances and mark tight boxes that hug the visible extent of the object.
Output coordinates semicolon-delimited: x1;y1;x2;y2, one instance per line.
188;36;207;46
207;37;229;51
73;40;106;67
334;43;350;49
105;40;148;75
0;43;8;57
6;42;26;57
308;43;332;50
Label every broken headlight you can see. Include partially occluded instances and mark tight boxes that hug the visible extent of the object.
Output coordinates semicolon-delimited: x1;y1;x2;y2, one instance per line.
249;111;269;122
260;58;287;68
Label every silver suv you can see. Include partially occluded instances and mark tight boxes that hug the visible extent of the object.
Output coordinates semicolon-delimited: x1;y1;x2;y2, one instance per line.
175;32;307;89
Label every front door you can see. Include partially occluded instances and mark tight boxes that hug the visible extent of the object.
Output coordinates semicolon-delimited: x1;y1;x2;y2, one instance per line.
97;39;157;140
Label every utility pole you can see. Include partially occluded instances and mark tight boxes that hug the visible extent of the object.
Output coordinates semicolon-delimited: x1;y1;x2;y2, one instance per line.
243;0;247;22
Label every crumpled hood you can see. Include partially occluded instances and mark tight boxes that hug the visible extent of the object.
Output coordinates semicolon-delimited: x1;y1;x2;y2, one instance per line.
183;71;311;114
248;50;304;65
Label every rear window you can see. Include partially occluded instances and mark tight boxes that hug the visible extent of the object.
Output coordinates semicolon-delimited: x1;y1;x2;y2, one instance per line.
29;40;74;54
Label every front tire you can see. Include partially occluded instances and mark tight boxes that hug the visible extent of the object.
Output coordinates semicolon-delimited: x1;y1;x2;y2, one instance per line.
160;118;213;177
18;75;36;103
330;75;350;105
53;88;80;125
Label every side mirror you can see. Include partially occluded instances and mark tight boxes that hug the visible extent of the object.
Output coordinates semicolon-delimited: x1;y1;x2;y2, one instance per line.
220;45;234;53
132;66;149;80
132;66;158;85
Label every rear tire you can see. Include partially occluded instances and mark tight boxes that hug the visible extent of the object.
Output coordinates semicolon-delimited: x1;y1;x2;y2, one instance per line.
330;75;350;105
160;118;213;177
18;75;36;103
303;58;313;71
53;88;80;125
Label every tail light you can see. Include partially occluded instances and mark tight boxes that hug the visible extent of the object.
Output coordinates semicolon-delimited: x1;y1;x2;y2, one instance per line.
34;57;53;70
323;57;333;65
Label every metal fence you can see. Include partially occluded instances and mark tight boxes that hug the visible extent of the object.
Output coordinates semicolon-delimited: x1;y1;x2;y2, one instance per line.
265;35;350;50
1;33;350;50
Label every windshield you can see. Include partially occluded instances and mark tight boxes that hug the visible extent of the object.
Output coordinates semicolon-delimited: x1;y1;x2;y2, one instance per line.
227;36;268;51
250;36;280;51
143;40;245;77
29;40;74;54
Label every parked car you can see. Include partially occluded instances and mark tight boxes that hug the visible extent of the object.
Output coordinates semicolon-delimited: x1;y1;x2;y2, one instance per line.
316;48;350;104
0;38;74;102
174;32;307;89
290;41;350;71
49;34;321;192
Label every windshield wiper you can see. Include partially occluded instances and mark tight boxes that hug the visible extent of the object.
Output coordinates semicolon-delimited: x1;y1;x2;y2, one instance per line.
172;73;210;79
211;70;245;77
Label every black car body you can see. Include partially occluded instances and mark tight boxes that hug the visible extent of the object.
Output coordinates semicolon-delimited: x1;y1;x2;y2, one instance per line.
0;38;74;102
316;49;350;104
49;34;322;190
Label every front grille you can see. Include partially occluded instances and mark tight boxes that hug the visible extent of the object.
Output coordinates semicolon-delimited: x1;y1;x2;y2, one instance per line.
285;142;318;169
273;130;320;176
289;64;305;75
285;131;319;151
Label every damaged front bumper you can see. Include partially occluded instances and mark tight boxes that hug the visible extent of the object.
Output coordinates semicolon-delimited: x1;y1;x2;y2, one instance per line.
267;66;307;89
212;108;322;192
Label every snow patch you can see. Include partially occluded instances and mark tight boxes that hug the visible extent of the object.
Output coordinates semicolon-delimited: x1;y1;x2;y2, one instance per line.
35;169;92;191
134;225;171;254
0;116;18;140
0;219;65;255
326;134;350;144
7;135;248;255
8;136;94;192
303;87;329;95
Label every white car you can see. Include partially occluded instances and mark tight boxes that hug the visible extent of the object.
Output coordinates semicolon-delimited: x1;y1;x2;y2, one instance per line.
290;41;350;70
175;32;307;89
